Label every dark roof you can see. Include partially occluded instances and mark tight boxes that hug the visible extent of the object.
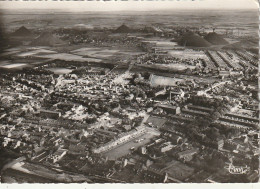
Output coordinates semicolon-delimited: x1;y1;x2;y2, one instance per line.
178;32;212;47
177;148;199;157
204;32;229;45
146;116;167;128
156;104;178;110
187;105;214;113
39;109;60;114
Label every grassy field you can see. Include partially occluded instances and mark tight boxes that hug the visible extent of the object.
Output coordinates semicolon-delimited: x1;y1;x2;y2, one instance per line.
0;63;27;69
46;68;72;74
71;48;119;58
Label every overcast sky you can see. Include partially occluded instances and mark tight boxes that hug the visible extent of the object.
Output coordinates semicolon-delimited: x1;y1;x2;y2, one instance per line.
0;0;258;12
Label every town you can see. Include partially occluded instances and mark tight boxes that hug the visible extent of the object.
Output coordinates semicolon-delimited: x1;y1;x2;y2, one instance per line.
0;7;259;183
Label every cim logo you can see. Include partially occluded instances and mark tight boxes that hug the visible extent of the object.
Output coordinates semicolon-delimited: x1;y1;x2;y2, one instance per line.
225;163;250;175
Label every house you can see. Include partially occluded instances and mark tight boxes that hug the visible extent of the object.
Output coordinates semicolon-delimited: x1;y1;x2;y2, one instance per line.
219;70;230;78
138;146;147;155
223;140;238;151
52;148;67;163
93;126;146;153
122;125;131;131
223;138;250;154
169;134;182;145
145;159;194;182
187;105;214;113
39;109;61;119
156;104;181;115
146;116;167;128
160;142;174;153
182;109;209;117
68;144;85;154
32;146;45;157
225;112;259;124
201;138;224;150
177;148;199;162
217;139;224;150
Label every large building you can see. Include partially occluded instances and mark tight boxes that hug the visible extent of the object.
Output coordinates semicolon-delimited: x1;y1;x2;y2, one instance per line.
145;159;195;182
39;109;61;119
156;104;181;115
177;148;199;161
93;126;147;154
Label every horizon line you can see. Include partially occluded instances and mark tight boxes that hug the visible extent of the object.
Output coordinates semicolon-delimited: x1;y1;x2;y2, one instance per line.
0;8;258;12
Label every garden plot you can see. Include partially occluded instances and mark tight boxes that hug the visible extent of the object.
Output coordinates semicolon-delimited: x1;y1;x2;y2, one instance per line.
46;68;73;75
168;49;207;59
17;49;57;57
35;53;102;62
0;63;28;69
71;47;119;58
153;63;195;71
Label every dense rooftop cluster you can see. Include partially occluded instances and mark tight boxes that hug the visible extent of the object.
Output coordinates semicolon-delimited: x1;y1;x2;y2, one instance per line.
0;23;258;183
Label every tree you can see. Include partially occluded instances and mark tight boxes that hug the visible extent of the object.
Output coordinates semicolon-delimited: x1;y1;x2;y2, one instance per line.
250;155;259;170
197;117;210;129
100;70;106;75
212;111;221;120
205;152;225;172
205;127;220;141
185;68;192;74
142;72;150;80
228;128;241;138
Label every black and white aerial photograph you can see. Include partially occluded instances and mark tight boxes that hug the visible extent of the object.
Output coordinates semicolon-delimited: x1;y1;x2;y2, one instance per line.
0;0;259;184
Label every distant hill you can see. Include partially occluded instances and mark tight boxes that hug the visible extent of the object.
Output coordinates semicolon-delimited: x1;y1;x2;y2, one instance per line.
12;26;32;37
204;32;229;45
178;32;212;47
30;32;66;46
114;24;131;33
